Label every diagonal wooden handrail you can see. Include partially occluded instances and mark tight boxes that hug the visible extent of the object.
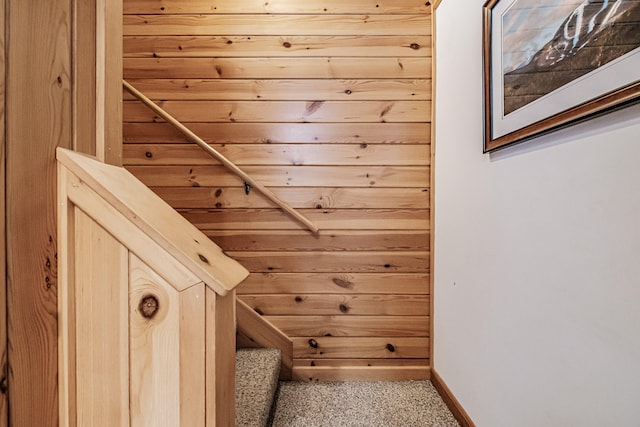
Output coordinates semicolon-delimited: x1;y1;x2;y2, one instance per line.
123;80;319;234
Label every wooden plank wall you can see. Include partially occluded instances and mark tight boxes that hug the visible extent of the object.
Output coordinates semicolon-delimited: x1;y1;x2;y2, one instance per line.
123;0;432;380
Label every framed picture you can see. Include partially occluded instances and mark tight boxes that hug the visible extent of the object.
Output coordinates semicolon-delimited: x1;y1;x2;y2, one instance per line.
483;0;640;152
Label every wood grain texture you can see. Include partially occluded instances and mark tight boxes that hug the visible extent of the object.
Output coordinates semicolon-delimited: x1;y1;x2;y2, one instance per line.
124;14;431;36
74;0;97;156
124;36;431;58
74;210;130;426
0;0;5;421
96;0;123;165
237;272;430;294
124;122;431;144
58;148;249;295
265;315;429;337
124;0;432;380
123;100;431;123
123;57;432;78
154;187;430;210
241;294;429;316
129;255;182;426
293;337;429;359
125;143;430;166
124;0;431;15
128;165;430;187
209;230;429;252
293;358;430;367
206;289;236;426
123;78;430;101
180;209;430;231
6;0;72;423
227;251;429;273
129;255;206;426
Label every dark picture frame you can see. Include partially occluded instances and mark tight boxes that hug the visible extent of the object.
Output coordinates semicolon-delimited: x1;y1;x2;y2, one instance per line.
483;0;640;152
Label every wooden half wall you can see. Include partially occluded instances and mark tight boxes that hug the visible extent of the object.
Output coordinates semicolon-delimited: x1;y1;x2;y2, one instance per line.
123;0;432;380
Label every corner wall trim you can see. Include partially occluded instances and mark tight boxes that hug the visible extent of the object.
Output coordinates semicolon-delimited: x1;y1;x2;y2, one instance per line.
431;370;476;427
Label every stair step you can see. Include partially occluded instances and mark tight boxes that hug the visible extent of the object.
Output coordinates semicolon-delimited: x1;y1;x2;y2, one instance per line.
236;348;281;427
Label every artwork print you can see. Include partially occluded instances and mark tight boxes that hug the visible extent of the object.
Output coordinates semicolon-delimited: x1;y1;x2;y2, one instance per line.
483;0;640;151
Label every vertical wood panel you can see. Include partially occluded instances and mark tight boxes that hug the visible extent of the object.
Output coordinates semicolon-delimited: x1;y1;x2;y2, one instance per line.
205;288;236;426
128;255;206;427
74;0;97;156
179;283;206;426
129;254;181;427
74;209;129;426
57;165;77;427
97;0;123;165
0;0;6;422
6;0;72;424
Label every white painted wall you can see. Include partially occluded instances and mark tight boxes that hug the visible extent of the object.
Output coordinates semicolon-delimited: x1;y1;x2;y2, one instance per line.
433;2;640;426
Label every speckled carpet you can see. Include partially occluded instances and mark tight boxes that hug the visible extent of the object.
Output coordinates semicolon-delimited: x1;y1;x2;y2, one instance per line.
269;380;460;427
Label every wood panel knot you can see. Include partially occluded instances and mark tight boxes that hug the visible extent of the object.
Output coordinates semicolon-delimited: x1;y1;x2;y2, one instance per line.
386;343;396;353
308;338;319;349
139;295;159;319
332;277;353;289
410;43;421;50
339;303;350;313
145;151;153;158
198;253;210;265
0;376;7;394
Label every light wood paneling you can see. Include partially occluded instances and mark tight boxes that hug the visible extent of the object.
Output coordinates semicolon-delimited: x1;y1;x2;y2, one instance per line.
124;36;430;58
209;231;429;252
124;14;431;36
123;100;431;123
129;255;206;426
125;144;430;166
129;165;430;187
294;358;430;367
153;187;430;209
206;289;236;426
74;0;97;156
6;0;72;423
123;0;432;379
124;122;431;144
180;209;429;231
227;251;429;273
123;78;430;101
293;337;429;359
237;272;430;294
267;316;429;337
96;0;124;165
242;294;429;316
124;57;431;78
124;0;431;15
74;210;130;426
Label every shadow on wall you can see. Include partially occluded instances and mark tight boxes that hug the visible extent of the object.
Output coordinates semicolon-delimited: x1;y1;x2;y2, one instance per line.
489;101;640;161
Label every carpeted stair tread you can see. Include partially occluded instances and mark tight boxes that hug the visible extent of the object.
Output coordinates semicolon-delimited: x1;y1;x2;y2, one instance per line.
236;348;281;427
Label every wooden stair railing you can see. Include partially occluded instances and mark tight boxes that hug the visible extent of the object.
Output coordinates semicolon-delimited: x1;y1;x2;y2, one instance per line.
123;80;320;234
57;148;249;426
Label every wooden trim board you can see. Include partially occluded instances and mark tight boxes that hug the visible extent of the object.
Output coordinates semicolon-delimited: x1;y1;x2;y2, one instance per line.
431;370;476;427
